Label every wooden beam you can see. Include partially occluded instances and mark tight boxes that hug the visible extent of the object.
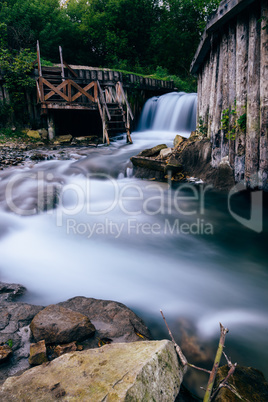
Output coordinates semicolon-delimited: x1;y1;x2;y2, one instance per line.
36;80;42;102
63;61;78;78
70;81;95;102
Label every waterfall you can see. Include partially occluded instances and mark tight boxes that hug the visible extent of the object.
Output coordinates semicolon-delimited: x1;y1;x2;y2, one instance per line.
138;92;197;137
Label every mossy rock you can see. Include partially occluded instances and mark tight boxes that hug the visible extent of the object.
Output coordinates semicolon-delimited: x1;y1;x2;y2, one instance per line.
213;364;268;401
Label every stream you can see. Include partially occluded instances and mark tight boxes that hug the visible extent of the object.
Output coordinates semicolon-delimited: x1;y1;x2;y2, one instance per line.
0;93;267;392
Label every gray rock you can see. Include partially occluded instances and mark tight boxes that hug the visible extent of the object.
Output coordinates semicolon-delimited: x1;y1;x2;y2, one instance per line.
28;340;47;366
30;304;96;344
58;296;152;348
0;282;26;303
0;340;184;401
0;303;43;385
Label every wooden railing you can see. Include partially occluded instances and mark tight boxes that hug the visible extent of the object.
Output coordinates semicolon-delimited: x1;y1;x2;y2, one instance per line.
36;77;98;104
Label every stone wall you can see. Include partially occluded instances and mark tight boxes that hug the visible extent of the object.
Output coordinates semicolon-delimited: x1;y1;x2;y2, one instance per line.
191;0;268;190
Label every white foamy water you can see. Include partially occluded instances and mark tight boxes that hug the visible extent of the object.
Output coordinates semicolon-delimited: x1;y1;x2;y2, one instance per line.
0;95;267;380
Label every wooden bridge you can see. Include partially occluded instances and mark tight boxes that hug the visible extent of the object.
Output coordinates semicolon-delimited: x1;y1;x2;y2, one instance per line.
35;43;174;144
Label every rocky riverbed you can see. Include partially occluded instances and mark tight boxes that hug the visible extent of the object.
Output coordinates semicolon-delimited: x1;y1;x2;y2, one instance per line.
0;135;101;171
1;282;268;401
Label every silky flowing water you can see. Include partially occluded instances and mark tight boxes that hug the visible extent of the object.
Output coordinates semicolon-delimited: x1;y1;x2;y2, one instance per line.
0;93;267;391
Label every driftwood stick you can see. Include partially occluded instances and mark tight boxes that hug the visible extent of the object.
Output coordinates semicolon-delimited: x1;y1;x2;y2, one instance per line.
203;323;229;402
160;309;188;367
187;363;211;374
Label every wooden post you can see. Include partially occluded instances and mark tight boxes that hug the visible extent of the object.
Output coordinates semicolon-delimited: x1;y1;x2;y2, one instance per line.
126;109;132;144
211;37;224;168
259;0;268;190
228;22;237;168
47;112;55;140
235;10;249;182
245;7;261;188
37;41;42;77
102;106;110;145
59;46;65;80
221;30;229;160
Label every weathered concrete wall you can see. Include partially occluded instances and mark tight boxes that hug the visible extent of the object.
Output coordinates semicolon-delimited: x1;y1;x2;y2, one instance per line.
191;0;268;190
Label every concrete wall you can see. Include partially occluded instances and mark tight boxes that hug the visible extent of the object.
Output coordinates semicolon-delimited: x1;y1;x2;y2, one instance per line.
191;0;268;190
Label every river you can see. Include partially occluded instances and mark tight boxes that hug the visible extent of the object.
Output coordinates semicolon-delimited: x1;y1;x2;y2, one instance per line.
0;93;267;393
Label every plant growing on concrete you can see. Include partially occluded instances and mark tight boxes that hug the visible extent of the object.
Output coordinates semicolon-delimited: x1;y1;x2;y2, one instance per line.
197;117;208;137
221;103;247;140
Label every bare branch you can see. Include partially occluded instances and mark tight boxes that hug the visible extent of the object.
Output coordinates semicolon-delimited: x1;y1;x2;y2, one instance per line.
187;363;211;374
160;309;188;367
211;362;237;400
203;323;229;402
223;351;233;367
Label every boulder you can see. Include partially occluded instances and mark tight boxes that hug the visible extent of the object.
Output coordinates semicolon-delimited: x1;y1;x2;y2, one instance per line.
26;130;41;139
0;346;12;364
138;144;167;157
29;340;47;366
174;135;186;148
30;304;96;344
58;296;152;347
0;340;184;401
57;135;72;143
0;282;26;303
213;364;268;401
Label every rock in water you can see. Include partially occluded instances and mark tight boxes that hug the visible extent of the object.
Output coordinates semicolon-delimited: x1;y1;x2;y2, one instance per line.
30;304;96;344
58;296;152;346
213;364;268;401
0;282;26;303
0;340;183;401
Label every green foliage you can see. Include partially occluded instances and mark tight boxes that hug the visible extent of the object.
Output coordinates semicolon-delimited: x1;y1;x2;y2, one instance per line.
221;102;247;140
0;47;35;123
197;117;207;136
237;112;247;132
6;339;13;348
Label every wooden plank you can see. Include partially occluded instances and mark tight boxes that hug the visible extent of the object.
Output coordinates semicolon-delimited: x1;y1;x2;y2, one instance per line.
44;79;69;101
117;82;134;120
41;103;98;110
42;78;69;101
235;10;249;182
245;7;260;186
259;0;268;189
